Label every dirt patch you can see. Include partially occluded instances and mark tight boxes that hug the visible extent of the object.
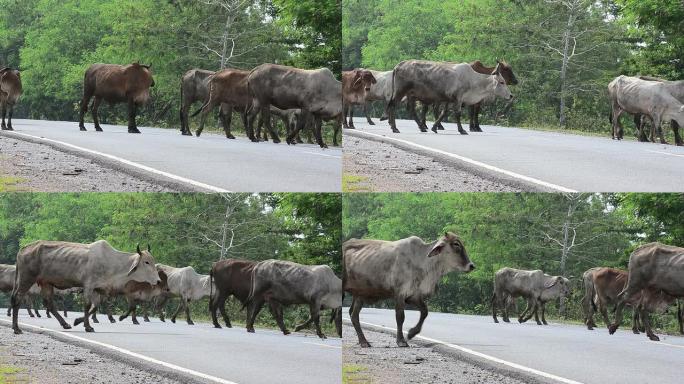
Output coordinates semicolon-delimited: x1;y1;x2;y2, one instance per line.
0;136;173;192
343;136;521;192
343;324;526;384
0;325;181;384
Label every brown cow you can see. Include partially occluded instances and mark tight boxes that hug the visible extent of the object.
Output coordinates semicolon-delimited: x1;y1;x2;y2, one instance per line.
209;259;285;333
78;63;155;133
342;69;377;129
0;67;22;131
117;270;170;324
191;68;253;140
179;69;233;138
583;267;643;333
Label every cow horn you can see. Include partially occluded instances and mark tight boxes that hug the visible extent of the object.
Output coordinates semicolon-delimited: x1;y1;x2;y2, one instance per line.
136;244;142;254
147;244;151;253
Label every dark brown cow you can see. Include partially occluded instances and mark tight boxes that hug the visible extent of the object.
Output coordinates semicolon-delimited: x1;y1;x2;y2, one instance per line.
0;67;22;131
342;69;377;129
78;63;155;133
209;259;284;333
179;69;233;138
421;60;518;132
191;68;253;140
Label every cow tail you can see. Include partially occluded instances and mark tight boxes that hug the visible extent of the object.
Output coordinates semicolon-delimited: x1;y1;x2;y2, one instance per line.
242;264;258;311
179;80;184;128
191;100;209;118
209;266;214;312
590;294;597;312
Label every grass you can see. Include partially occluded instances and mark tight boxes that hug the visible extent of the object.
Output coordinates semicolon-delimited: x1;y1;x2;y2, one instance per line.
0;176;25;192
0;365;26;384
342;364;372;384
343;173;373;192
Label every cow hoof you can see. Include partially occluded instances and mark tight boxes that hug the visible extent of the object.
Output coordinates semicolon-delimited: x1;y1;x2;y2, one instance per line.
632;329;640;334
459;130;468;135
503;318;510;323
95;127;103;132
144;318;150;322
391;128;400;133
542;321;548;326
359;341;371;348
493;319;499;323
587;326;594;331
85;326;95;333
92;318;99;323
419;128;428;133
397;340;409;348
29;314;34;318
536;321;542;325
61;323;72;330
181;131;193;136
518;318;524;323
74;318;83;326
13;329;22;335
187;321;195;325
171;318;176;324
318;334;326;340
319;144;328;149
110;319;116;323
247;328;255;333
133;321;140;325
79;126;87;131
608;324;618;334
407;328;419;339
226;135;236;139
128;128;141;134
283;330;291;335
213;324;222;329
272;139;281;144
118;316;125;321
648;334;660;341
431;127;438;133
368;121;375;126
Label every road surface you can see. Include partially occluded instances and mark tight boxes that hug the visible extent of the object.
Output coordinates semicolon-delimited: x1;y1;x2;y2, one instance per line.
346;118;684;192
1;309;341;384
344;308;684;384
0;119;341;192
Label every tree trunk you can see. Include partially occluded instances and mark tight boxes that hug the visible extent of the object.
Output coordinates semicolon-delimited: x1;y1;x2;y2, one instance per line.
558;3;577;127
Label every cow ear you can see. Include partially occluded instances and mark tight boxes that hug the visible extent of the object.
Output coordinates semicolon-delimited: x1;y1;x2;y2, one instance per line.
158;270;167;282
428;242;444;258
353;72;363;87
136;244;142;255
127;253;141;276
545;276;561;288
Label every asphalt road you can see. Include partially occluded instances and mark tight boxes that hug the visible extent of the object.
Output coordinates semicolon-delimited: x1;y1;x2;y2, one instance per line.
1;119;341;192
346;118;684;192
2;309;341;384
344;308;684;384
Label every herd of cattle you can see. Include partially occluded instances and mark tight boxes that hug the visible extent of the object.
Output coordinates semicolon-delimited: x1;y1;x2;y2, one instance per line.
343;232;684;348
3;240;342;338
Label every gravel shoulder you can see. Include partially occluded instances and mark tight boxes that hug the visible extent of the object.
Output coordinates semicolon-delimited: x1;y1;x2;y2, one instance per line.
0;135;173;192
342;324;527;384
342;135;521;192
0;324;181;384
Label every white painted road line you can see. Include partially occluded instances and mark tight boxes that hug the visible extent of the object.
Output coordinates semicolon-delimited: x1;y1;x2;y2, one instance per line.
302;342;342;349
347;129;578;193
3;131;230;193
645;150;684;158
0;318;239;384
351;319;584;384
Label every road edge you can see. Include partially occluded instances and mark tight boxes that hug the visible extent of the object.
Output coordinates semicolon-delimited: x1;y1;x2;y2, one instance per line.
344;319;576;384
0;130;212;193
343;129;566;193
0;319;222;384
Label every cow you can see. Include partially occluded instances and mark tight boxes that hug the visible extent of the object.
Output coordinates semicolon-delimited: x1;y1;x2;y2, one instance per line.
360;70;393;125
209;258;289;333
1;264;44;317
582;267;647;333
608;75;684;144
179;68;233;138
630;76;684;146
343;232;475;347
342;69;377;129
78;63;154;133
117;270;170;324
609;243;684;341
420;60;519;132
10;240;161;334
153;264;212;325
245;260;342;339
0;67;22;131
256;106;303;143
385;60;513;134
190;68;253;140
246;63;342;148
491;268;570;325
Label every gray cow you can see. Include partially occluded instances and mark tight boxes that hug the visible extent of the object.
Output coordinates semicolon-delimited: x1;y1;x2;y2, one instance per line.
609;243;684;341
360;70;393;125
245;260;342;339
343;232;475;347
154;264;212;325
1;264;43;317
385;60;513;133
608;75;684;144
11;240;161;334
179;69;233;138
246;64;342;148
491;267;570;325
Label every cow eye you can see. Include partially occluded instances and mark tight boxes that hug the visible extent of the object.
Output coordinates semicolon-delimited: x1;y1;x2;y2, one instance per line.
452;243;461;251
145;261;150;265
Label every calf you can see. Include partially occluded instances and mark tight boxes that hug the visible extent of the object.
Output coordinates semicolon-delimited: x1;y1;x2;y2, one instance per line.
118;270;170;324
342;69;377;129
344;232;475;347
0;67;22;131
78;63;154;133
154;264;212;325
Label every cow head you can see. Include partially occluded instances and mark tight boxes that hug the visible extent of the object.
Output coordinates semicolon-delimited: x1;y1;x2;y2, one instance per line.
545;276;571;297
640;289;676;314
155;270;171;294
427;232;475;273
127;243;161;285
353;69;377;93
494;59;519;86
0;68;22;95
490;64;513;101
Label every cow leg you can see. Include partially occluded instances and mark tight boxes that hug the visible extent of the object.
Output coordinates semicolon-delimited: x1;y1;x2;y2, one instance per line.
348;105;356;129
218;296;231;328
106;301;116;323
364;103;375;125
394;300;409;347
184;299;194;325
221;104;236;139
533;301;542;325
310;300;325;339
127;101;141;134
541;301;548;325
350;297;371;347
611;105;624;140
491;293;500;323
268;300;290;335
75;304;97;326
502;296;513;323
471;104;483;132
246;297;265;333
92;96;103;131
342;104;350;129
410;99;427;132
609;283;644;335
631;308;641;334
170;299;184;323
131;303;140;325
639;307;660;341
431;103;449;133
452;103;468;135
180;100;191;135
6;103;14;130
1;104;6;129
418;102;429;132
11;279;37;334
407;299;428;339
434;103;445;130
25;297;35;317
142;304;150;322
519;297;537;323
294;316;313;333
210;291;224;328
40;285;71;330
78;92;92;131
91;307;100;323
313;116;327;148
262;109;281;144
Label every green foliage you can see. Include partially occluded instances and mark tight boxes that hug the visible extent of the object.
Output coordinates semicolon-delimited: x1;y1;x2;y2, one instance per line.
0;0;340;131
344;0;682;133
343;193;683;328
